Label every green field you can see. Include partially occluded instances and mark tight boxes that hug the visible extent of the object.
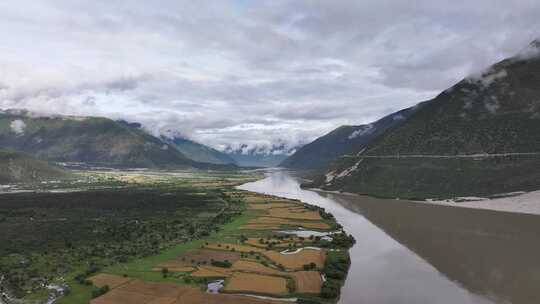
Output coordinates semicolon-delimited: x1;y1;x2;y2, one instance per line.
0;170;259;303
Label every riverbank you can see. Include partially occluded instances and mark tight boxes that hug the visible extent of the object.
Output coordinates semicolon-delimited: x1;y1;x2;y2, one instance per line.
308;187;540;216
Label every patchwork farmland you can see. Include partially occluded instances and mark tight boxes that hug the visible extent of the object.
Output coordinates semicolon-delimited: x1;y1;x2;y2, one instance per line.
0;170;353;303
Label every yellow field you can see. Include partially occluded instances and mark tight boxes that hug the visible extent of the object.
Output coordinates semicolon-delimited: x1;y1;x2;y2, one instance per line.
267;207;323;221
230;260;284;276
244;195;275;203
246;216;331;230
223;272;288;295
90;274;288;304
176;287;288;304
291;271;323;294
264;249;326;270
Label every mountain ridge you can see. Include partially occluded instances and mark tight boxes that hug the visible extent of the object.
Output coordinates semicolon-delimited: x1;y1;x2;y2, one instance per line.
0;110;195;169
307;40;540;199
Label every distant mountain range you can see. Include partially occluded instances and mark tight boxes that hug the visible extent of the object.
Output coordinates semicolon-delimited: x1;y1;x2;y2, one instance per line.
292;39;540;199
0;150;69;183
0;110;237;170
223;144;298;167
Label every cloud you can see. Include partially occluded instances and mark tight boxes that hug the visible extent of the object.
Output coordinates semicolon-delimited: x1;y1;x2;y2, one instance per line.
0;1;539;149
10;119;26;135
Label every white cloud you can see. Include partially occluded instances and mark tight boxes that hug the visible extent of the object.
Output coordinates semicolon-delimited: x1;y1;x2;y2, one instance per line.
349;124;375;139
0;1;538;148
10;119;26;135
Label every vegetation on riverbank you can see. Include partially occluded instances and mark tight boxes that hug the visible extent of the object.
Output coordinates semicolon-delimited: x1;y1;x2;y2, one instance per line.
0;169;353;304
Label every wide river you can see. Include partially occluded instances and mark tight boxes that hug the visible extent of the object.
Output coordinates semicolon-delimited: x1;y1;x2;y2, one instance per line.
239;170;540;304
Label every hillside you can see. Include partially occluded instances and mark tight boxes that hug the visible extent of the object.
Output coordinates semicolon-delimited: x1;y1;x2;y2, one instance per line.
162;137;236;165
280;104;424;170
309;40;540;199
0;110;194;168
0;150;69;184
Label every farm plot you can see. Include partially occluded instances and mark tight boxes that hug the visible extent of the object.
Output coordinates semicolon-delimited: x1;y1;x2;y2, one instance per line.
223;272;288;296
291;271;323;294
243;195;278;203
90;277;194;304
230;260;285;276
267;207;323;221
264;249;326;270
176;287;288;304
117;280;192;298
245;217;331;230
90;289;159;304
90;275;288;304
156;249;241;269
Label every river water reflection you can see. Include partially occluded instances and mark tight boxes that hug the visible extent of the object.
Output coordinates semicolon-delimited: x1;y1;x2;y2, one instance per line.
239;170;540;304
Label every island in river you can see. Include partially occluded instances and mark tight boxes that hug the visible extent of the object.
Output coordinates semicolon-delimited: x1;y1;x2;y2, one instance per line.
0;169;354;304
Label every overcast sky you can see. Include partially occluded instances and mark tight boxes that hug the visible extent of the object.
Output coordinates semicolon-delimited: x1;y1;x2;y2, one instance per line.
0;1;539;152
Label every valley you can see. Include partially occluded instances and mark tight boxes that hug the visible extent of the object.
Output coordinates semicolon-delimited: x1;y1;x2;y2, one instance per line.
0;5;539;304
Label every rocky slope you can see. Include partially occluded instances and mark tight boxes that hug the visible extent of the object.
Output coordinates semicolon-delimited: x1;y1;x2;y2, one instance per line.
0;150;69;183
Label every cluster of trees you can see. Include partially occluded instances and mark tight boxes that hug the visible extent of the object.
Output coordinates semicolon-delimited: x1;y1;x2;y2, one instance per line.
0;187;233;300
321;251;351;299
211;260;232;268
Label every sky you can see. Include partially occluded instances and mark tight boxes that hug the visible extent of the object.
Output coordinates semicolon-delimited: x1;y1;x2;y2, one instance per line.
0;1;539;153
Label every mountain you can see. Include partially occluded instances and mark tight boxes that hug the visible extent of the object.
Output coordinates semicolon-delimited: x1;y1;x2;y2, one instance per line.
0;150;69;183
280;104;425;170
162;137;236;165
0;110;194;168
308;40;540;199
224;144;298;167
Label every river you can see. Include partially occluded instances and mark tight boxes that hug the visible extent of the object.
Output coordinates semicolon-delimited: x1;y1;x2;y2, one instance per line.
239;170;540;304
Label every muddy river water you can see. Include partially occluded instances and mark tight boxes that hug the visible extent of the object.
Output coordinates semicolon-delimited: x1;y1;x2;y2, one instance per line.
239;170;540;304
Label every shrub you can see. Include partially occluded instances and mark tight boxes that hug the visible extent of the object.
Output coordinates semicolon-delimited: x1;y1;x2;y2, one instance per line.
91;285;109;298
211;260;232;268
321;280;340;298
